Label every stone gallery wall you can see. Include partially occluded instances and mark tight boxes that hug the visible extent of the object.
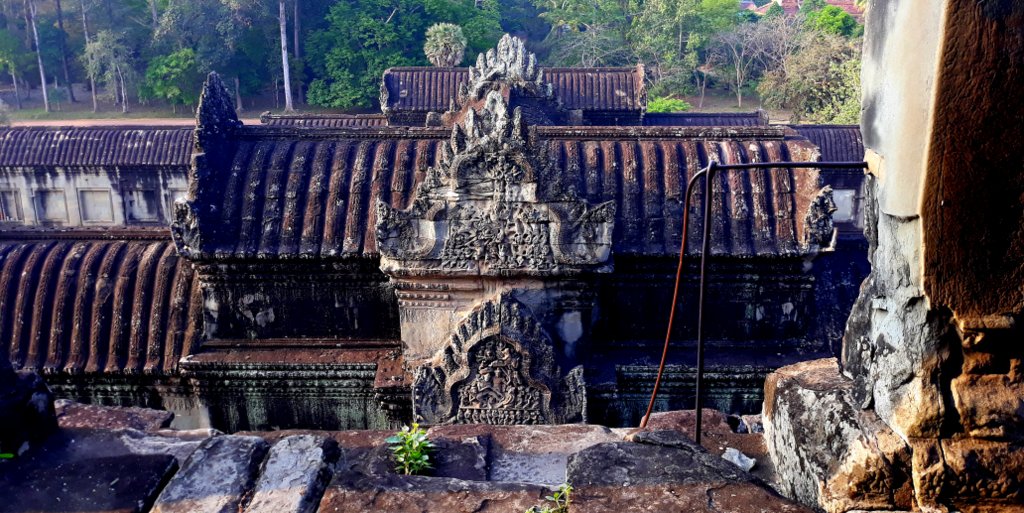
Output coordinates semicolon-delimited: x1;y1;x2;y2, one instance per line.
764;1;1024;511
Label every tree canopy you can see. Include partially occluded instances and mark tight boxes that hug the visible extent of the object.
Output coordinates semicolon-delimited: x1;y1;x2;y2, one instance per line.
0;0;863;116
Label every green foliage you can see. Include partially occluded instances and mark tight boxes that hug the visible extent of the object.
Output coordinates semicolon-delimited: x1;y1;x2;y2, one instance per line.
0;30;30;78
82;30;137;102
386;423;435;476
141;48;202;108
805;6;862;37
647;96;692;113
307;0;500;108
758;30;861;123
628;0;739;94
424;23;467;67
0;100;9;127
526;483;572;513
763;3;785;18
799;0;827;14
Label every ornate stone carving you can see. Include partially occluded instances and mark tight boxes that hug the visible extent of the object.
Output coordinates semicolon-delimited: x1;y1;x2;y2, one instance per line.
375;86;615;276
803;185;837;250
412;294;586;425
459;34;550;104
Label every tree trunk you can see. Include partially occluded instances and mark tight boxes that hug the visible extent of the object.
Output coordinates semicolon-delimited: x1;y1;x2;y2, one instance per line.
26;0;48;112
279;0;293;112
698;72;707;109
148;0;158;28
54;0;77;102
293;0;303;104
10;70;21;109
234;76;243;112
116;64;128;113
80;0;98;112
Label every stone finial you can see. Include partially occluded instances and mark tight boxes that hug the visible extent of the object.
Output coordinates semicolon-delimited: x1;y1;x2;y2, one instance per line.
194;72;241;155
463;34;548;103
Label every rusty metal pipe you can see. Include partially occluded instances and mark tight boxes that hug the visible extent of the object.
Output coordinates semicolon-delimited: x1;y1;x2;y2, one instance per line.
640;160;869;444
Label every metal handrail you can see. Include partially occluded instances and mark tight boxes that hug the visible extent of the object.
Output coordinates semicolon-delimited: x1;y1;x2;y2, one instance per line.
639;160;870;444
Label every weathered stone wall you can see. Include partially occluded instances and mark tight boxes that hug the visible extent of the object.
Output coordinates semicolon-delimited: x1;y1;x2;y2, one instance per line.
766;1;1024;511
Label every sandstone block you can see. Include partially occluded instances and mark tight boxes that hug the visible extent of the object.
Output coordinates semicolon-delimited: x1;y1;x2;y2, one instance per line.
244;435;339;513
763;358;913;513
318;471;550;513
153;435;269;513
567;439;812;513
427;423;621;484
55;399;174;431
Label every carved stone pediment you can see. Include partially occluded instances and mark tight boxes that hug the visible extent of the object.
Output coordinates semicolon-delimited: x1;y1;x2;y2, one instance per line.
412;294;586;425
376;89;615;276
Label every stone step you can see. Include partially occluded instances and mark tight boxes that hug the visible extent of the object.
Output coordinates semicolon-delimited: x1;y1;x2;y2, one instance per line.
151;435;269;513
243;435;340;513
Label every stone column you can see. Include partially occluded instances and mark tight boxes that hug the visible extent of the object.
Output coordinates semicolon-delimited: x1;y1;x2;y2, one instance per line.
764;1;1024;511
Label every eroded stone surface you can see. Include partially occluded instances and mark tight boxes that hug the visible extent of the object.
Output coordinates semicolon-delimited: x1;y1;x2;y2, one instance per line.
0;428;197;513
763;358;913;513
568;438;813;513
152;435;269;513
318;471;551;513
56;399;175;431
428;423;621;484
244;435;340;513
629;409;775;484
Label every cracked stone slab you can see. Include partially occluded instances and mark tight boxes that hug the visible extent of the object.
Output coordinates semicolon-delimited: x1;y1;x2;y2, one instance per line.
243;435;340;513
152;435;269;513
0;429;180;513
567;439;814;513
427;424;621;485
55;399;174;431
318;470;552;513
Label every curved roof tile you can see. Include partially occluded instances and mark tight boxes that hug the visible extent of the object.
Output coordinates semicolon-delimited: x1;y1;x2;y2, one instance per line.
0;238;202;375
0;127;193;167
182;126;822;260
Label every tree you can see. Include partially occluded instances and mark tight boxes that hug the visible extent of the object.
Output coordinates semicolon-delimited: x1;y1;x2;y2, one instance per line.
53;0;76;102
140;48;202;112
82;30;135;113
79;0;98;112
628;0;738;96
543;23;632;67
711;22;760;107
758;29;861;122
805;5;861;37
763;3;784;18
424;23;467;67
279;0;293;111
0;29;29;109
306;0;500;108
25;0;48;112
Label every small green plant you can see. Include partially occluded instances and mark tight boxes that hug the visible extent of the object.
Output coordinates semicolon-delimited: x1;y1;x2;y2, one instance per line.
526;483;572;513
386;423;435;475
647;96;692;113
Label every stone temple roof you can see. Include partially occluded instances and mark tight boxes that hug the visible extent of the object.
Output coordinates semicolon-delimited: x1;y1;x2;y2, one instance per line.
175;123;823;261
381;66;647;114
0;127;193;168
0;235;202;375
259;113;387;128
644;112;769;127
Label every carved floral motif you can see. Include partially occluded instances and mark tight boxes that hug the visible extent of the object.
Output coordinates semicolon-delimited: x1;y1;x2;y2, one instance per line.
374;39;615;276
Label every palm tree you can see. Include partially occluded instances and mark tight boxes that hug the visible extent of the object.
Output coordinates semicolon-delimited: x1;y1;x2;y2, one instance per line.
424;23;467;68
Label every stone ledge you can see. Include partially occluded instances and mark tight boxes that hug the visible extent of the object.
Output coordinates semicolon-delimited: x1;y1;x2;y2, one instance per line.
763;358;914;513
